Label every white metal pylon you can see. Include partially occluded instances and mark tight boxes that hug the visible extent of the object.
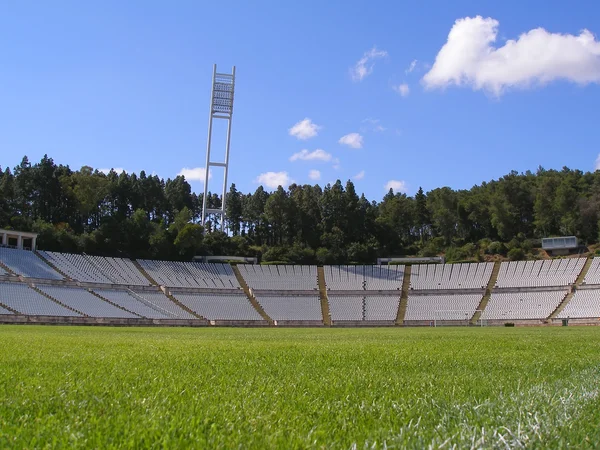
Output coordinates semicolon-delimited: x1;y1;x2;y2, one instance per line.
201;64;236;231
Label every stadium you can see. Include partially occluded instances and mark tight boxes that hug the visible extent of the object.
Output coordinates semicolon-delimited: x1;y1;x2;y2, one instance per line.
3;3;600;448
2;243;600;327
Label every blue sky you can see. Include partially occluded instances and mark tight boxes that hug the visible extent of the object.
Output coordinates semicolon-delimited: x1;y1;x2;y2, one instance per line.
2;1;600;200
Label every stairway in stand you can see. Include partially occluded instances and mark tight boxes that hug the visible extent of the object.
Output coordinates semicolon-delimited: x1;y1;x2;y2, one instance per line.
317;266;331;326
395;265;411;325
231;265;273;325
471;261;501;325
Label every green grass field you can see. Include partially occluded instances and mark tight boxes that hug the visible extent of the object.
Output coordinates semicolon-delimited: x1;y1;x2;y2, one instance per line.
1;326;599;449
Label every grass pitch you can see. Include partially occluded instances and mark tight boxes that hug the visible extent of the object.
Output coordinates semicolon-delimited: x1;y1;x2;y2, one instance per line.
1;326;599;448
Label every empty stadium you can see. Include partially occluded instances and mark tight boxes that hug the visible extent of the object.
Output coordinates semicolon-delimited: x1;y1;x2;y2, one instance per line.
2;244;600;327
5;3;600;448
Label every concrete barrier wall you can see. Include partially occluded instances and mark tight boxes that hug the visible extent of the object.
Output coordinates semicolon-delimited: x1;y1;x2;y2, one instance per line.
331;320;396;327
1;314;598;327
0;315;209;327
327;290;401;296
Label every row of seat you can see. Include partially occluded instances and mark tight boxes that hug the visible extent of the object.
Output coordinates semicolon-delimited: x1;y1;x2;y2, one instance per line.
482;291;566;320
557;290;600;319
404;294;482;321
255;296;323;321
2;277;600;321
238;265;318;291
583;258;600;285
495;259;585;288
328;296;400;321
138;260;239;289
323;265;405;290
173;293;263;321
0;247;63;280
2;248;595;292
410;263;493;290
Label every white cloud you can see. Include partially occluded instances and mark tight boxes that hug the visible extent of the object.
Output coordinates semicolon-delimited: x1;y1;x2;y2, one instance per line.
351;47;388;81
362;118;386;132
595;154;600;171
338;133;364;149
393;83;410;97
332;158;341;170
99;167;127;175
308;169;321;181
423;16;600;95
289;118;321;140
177;167;211;182
255;171;293;189
289;149;332;162
385;180;408;193
406;59;418;73
353;170;365;181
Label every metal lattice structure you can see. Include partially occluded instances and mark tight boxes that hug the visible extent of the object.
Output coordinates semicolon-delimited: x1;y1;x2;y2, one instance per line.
201;65;236;230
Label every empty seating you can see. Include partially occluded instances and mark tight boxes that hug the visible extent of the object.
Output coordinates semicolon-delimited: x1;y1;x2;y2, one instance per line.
131;290;197;319
238;265;317;291
481;290;566;320
410;263;492;290
93;289;173;319
365;296;401;320
557;290;600;319
0;282;80;316
0;303;12;314
324;266;364;290
328;296;363;320
582;258;600;285
0;247;63;280
173;293;263;321
85;256;150;285
324;265;405;290
405;294;482;321
256;295;322;321
0;266;7;276
38;285;138;318
495;259;585;288
328;295;400;321
39;251;113;283
137;260;239;289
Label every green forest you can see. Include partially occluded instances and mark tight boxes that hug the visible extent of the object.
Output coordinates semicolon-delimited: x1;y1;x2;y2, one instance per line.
0;155;598;263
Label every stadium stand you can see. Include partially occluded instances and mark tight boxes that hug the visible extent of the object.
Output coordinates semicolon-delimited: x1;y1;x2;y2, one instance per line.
173;293;263;321
328;295;400;321
2;247;600;325
86;256;150;285
237;265;317;291
323;265;405;291
404;294;482;321
582;257;600;285
255;295;323;321
37;285;139;318
481;290;566;320
93;289;174;319
409;263;492;290
130;289;197;319
364;296;398;321
0;282;80;316
557;290;600;319
38;251;113;283
0;247;63;280
137;260;239;289
494;259;585;288
328;296;363;320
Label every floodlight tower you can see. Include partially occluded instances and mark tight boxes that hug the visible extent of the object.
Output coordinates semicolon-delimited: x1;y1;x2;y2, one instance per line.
201;64;236;231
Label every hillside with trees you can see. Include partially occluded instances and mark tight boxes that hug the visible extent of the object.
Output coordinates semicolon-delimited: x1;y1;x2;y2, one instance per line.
1;155;598;263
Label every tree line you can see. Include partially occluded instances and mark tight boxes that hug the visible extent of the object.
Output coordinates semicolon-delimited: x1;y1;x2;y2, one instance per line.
1;155;599;263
